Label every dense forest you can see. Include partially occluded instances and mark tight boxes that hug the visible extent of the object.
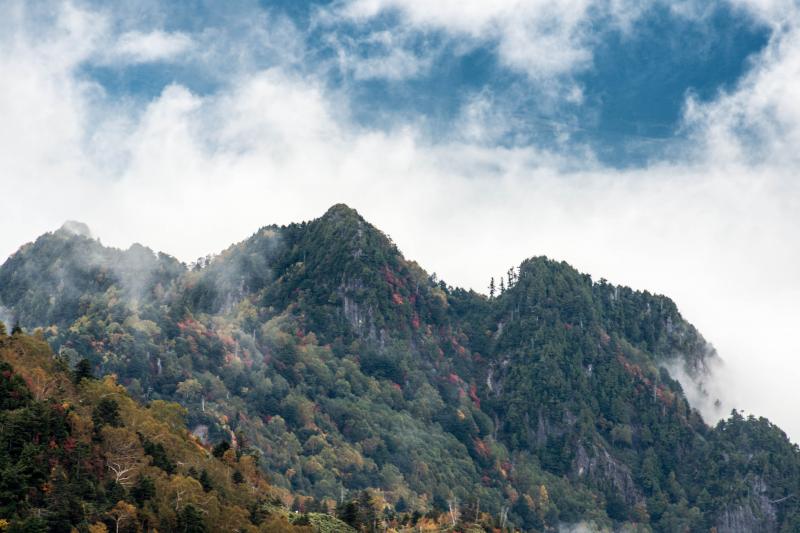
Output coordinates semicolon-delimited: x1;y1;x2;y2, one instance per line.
1;204;799;532
0;328;349;532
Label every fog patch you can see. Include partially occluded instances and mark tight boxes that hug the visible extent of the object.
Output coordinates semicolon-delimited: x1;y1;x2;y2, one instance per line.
663;355;729;425
186;227;284;314
0;224;188;328
0;305;14;329
58;220;92;239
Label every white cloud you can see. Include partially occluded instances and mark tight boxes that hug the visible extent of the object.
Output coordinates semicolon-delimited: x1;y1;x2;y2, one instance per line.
729;0;800;26
684;20;800;167
326;29;436;80
661;2;800;430
682;0;800;167
329;0;597;81
0;2;104;233
1;1;800;443
101;29;194;64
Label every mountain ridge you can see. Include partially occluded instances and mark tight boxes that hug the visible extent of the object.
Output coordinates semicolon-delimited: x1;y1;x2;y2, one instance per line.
1;204;797;532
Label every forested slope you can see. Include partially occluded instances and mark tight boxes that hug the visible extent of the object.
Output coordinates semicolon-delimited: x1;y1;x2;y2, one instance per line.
0;328;347;532
1;205;798;532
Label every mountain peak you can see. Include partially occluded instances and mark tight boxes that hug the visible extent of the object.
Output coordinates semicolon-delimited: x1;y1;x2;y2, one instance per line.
306;203;394;259
319;203;364;224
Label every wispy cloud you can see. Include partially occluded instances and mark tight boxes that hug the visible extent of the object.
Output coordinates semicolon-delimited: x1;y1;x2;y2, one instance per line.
324;29;437;81
100;30;194;64
684;12;800;167
329;0;597;81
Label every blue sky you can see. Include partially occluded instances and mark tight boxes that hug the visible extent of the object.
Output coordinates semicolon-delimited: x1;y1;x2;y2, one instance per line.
76;0;771;166
1;0;800;439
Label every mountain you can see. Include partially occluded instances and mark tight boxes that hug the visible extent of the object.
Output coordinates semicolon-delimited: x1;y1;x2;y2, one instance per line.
1;204;798;532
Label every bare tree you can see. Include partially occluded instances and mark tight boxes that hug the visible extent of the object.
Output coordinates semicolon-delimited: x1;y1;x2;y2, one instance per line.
500;505;509;529
101;426;144;486
447;496;460;527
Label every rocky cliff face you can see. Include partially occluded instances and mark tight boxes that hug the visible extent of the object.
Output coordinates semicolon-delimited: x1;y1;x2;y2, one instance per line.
573;443;644;508
716;478;778;533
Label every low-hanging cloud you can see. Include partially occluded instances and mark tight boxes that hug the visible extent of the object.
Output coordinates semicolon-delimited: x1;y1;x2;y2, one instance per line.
1;1;799;441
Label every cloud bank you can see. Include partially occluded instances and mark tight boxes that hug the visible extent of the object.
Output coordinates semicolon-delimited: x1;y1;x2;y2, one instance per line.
1;1;799;440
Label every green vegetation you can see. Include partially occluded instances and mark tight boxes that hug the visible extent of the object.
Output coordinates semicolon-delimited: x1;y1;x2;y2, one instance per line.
1;204;799;531
0;332;323;532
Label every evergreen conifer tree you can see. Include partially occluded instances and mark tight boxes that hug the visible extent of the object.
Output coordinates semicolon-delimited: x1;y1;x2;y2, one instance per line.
73;358;94;384
177;504;207;533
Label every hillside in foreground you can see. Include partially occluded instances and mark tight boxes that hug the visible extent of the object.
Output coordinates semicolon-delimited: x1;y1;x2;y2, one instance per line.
0;329;356;532
1;204;799;532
